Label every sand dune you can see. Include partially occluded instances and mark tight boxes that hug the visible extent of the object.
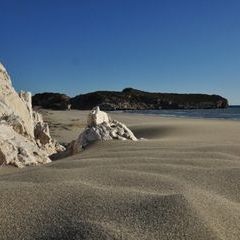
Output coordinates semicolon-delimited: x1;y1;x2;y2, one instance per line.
0;110;240;239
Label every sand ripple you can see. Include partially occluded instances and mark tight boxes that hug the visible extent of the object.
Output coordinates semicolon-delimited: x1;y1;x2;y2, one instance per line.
0;113;240;239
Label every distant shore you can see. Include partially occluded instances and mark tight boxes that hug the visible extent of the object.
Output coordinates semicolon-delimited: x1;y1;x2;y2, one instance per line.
32;88;229;111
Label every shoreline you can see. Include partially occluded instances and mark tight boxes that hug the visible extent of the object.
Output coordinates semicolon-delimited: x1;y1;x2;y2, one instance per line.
111;108;240;122
112;110;240;122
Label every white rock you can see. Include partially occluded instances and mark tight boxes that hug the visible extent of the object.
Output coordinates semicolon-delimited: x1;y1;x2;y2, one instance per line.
34;119;65;155
0;113;28;137
0;64;34;137
19;91;33;118
67;107;137;154
87;106;110;126
0;124;51;168
0;63;64;167
32;111;65;154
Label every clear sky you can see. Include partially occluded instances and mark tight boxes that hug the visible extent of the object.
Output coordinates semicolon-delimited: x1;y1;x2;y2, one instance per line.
0;0;240;104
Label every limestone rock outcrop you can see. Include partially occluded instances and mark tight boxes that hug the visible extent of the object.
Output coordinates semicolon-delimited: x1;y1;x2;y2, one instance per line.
68;106;137;154
0;63;64;167
33;111;65;155
0;64;34;137
87;106;110;126
0;124;50;168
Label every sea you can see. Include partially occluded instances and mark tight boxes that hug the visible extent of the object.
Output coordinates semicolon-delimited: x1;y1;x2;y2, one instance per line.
124;106;240;121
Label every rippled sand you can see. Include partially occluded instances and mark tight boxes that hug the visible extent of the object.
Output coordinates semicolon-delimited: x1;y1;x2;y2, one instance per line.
0;110;240;240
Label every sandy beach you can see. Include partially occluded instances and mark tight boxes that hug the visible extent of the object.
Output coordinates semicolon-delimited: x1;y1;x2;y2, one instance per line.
0;110;240;240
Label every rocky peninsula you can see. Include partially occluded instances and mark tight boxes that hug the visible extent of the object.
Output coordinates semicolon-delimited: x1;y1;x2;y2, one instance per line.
33;88;228;111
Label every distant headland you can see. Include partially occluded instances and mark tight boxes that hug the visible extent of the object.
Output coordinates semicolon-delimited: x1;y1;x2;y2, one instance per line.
32;88;229;111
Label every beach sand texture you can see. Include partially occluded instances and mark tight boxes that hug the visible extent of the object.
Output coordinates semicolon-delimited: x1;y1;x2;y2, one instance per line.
0;110;240;240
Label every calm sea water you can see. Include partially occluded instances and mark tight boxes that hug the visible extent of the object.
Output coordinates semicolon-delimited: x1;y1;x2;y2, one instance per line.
125;106;240;120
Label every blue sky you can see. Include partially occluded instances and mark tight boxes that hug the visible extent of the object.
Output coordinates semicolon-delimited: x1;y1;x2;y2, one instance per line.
0;0;240;104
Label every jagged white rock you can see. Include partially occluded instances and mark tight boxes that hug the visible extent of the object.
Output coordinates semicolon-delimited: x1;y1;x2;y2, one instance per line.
0;63;34;137
0;124;51;168
68;106;137;154
33;111;65;155
0;63;64;167
19;91;33;119
0;113;29;137
87;106;110;126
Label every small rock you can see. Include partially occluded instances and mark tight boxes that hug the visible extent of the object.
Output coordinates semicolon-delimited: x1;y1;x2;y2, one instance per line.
67;106;137;154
